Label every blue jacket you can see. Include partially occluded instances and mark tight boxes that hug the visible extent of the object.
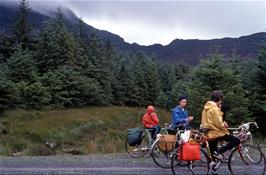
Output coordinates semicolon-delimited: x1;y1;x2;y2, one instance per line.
171;106;189;128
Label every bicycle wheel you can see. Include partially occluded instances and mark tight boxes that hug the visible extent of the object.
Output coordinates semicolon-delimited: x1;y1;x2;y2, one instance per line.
171;147;209;175
150;139;177;168
228;144;266;175
171;147;184;175
188;148;209;175
125;134;149;158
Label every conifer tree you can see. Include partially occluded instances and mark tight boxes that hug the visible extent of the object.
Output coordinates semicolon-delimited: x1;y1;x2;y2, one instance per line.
40;65;101;107
117;57;136;106
256;47;266;110
14;0;32;49
0;34;14;63
6;44;37;83
35;9;79;73
167;80;188;110
143;57;160;105
131;52;148;106
106;41;125;105
5;45;51;109
85;33;113;105
16;80;51;109
0;65;17;112
187;54;249;126
156;90;168;108
254;46;266;135
158;63;176;95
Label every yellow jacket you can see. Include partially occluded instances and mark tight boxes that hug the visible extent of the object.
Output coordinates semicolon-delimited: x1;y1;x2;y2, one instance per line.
201;101;229;138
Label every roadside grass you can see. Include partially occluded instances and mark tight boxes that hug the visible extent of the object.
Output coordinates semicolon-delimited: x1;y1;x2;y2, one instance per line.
0;106;171;156
2;107;264;156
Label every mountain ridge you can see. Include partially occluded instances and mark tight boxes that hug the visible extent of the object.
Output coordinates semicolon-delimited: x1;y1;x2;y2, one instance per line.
0;2;265;64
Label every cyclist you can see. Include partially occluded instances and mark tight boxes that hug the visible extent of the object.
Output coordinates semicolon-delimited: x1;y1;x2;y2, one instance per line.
168;95;193;134
142;105;161;140
201;90;240;173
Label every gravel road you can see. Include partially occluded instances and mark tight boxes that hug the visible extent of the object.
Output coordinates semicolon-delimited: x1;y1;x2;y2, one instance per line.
0;153;264;175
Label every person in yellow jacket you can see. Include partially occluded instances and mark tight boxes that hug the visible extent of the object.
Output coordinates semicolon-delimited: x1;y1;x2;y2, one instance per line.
201;90;240;161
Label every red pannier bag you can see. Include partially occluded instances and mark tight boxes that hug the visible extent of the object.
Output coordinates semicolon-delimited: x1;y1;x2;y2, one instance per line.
178;143;201;161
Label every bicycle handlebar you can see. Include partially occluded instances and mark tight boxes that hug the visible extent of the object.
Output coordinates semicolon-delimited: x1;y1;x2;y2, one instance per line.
228;121;258;131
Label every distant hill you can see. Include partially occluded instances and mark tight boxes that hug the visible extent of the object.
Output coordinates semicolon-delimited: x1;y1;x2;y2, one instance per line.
1;2;265;64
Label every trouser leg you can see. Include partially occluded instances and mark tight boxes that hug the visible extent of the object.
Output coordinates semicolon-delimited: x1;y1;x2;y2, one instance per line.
218;135;240;154
209;140;218;158
152;125;161;139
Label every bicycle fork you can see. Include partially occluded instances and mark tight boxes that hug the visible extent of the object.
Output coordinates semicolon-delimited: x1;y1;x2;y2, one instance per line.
237;145;250;165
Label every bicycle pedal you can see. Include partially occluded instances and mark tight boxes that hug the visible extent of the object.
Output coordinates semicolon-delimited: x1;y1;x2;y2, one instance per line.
209;161;216;167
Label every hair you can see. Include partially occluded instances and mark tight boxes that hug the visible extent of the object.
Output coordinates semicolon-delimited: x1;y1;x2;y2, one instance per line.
178;95;187;102
211;90;223;102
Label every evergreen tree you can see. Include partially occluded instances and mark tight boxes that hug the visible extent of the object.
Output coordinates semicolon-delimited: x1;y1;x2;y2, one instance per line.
117;57;136;106
85;33;113;105
256;46;266;111
0;34;14;63
156;90;168;108
6;45;37;83
167;80;188;110
14;0;32;49
16;80;51;109
40;65;101;107
35;9;79;73
131;52;148;106
0;64;17;112
254;46;266;135
121;52;161;107
143;57;160;105
187;54;249;126
173;62;190;81
158;63;176;94
5;45;52;109
106;42;125;105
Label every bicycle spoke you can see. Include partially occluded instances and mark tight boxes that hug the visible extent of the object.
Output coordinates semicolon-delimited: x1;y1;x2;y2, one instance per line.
125;136;149;158
188;149;209;175
171;147;209;175
228;144;266;175
151;139;175;168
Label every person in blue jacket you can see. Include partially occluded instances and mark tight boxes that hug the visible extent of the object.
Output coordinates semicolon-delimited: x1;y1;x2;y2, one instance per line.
168;95;193;134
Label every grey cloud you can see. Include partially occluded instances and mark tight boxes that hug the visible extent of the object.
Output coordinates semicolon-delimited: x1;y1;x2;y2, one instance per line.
7;0;264;43
60;1;265;38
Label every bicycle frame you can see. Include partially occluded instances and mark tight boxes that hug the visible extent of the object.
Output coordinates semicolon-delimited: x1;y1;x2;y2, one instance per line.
228;121;261;150
171;121;265;175
236;145;250;166
202;121;263;172
143;128;153;146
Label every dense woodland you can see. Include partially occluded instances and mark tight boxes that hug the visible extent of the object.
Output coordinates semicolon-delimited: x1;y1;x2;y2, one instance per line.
0;0;265;135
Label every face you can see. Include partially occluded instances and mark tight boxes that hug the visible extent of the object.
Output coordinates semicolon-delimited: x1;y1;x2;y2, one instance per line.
179;99;187;108
217;100;222;108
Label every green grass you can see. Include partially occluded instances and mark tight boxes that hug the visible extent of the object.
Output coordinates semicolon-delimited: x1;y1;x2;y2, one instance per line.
0;106;171;156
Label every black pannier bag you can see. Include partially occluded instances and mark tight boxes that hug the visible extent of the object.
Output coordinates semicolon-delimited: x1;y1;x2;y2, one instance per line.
127;127;143;146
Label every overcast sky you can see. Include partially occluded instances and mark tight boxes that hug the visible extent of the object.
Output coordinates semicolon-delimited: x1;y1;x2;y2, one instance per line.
20;0;266;45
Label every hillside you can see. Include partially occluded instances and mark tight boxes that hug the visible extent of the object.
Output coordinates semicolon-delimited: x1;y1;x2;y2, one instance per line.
0;2;265;64
0;107;171;156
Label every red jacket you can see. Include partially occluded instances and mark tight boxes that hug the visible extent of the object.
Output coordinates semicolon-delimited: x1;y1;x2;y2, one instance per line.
142;106;159;128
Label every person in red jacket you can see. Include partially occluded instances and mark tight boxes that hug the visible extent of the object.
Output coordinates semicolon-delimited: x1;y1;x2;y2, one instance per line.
142;105;161;140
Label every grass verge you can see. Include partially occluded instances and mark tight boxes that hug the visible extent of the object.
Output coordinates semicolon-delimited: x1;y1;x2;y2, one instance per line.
0;106;171;156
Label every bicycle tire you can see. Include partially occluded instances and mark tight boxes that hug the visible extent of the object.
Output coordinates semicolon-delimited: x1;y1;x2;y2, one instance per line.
150;139;178;168
125;135;149;158
228;144;266;175
171;147;209;175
